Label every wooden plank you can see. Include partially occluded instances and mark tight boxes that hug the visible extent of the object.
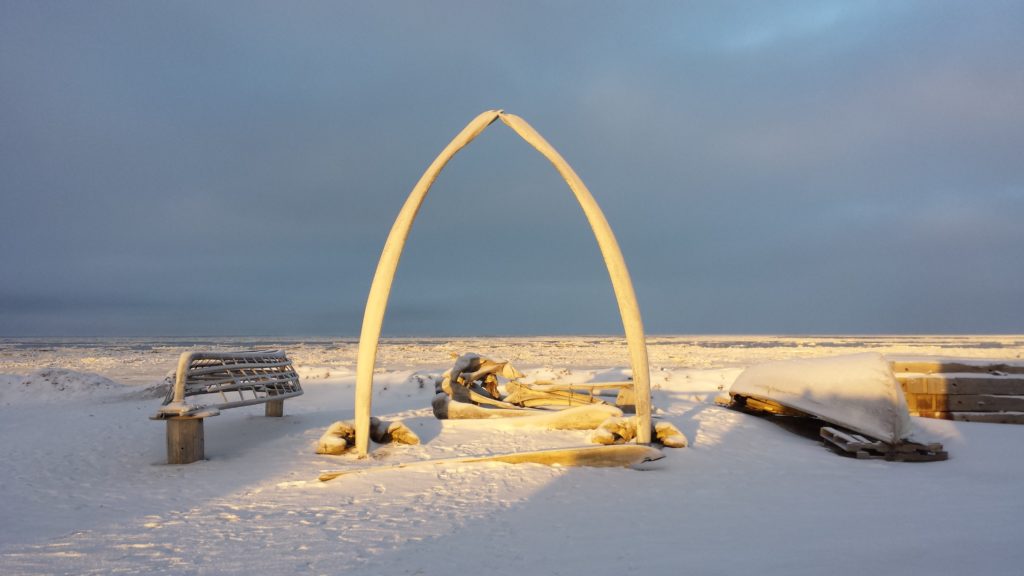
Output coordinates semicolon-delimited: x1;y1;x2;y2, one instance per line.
909;411;1024;424
821;427;879;451
502;381;607;407
516;396;605;408
897;375;1024;395
891;360;1024;375
732;395;810;417
820;427;886;453
905;393;1024;413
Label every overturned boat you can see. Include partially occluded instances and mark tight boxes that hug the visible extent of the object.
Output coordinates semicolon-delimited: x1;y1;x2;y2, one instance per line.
726;352;914;444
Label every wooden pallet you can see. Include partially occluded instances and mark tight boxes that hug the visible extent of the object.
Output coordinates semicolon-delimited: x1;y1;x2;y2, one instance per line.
820;426;947;462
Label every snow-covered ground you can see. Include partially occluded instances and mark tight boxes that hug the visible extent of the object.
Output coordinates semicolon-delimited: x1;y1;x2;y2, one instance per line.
1;335;1023;575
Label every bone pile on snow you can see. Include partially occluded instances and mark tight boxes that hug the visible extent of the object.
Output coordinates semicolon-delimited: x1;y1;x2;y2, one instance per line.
590;416;688;448
316;417;420;455
433;352;539;414
442;352;523;400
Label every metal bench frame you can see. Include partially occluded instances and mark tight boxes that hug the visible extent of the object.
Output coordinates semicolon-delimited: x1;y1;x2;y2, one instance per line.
152;350;303;463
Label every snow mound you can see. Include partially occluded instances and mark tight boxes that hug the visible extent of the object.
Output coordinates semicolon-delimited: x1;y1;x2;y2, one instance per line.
122;378;173;401
1;369;126;405
729;352;913;443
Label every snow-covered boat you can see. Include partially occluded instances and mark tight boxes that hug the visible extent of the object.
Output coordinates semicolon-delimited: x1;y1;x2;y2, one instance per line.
727;352;913;443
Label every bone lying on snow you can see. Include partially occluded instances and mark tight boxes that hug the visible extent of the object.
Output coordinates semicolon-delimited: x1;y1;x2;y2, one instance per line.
432;354;650;440
317;417;419;455
316;420;357;455
590;416;688;448
487;403;624;430
502;380;609;407
433;393;623;430
318;444;665;482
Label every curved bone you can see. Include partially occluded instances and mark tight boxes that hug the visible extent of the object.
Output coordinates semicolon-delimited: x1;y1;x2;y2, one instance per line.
316;420;355;455
655;421;688;448
317;417;419;455
371;417;421;445
352;110;652;456
590;416;688;448
319;444;664;481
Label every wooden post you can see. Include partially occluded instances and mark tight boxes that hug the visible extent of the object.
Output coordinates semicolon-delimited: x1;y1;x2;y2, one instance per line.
265;399;284;417
166;417;204;464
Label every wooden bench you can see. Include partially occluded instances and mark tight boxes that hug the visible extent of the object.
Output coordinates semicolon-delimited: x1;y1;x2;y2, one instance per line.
152;350;304;463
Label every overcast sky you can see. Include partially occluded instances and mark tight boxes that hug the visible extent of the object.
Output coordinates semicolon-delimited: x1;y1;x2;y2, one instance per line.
2;1;1022;337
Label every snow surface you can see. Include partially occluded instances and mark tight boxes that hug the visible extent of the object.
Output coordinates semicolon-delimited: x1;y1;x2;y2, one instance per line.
2;335;1024;575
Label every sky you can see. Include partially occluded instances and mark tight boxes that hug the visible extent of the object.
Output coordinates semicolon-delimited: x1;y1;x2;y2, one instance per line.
1;1;1022;337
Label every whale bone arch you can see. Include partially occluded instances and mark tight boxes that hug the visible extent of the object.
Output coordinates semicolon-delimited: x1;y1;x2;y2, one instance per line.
352;109;652;456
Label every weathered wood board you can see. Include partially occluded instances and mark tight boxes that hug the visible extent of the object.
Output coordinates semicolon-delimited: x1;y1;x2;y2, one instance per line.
891;360;1024;375
896;374;1024;395
906;411;1024;424
166;417;204;465
905;393;1024;413
718;394;811;418
820;426;947;462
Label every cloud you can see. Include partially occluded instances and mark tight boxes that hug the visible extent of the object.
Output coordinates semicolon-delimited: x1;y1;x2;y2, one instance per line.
1;1;1022;335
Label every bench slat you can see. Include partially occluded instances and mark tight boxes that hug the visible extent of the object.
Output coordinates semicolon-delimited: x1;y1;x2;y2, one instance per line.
185;360;295;377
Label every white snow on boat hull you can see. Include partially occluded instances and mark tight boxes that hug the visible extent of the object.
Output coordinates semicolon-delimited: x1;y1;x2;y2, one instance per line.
729;352;913;443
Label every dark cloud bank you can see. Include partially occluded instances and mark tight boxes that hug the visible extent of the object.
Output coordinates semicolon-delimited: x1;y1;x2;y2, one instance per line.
2;1;1022;336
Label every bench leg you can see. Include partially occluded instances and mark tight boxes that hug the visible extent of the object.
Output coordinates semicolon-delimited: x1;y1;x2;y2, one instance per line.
167;417;204;464
265;399;284;417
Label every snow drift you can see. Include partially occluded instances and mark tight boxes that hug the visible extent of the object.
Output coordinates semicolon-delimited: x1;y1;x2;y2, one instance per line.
0;369;126;405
